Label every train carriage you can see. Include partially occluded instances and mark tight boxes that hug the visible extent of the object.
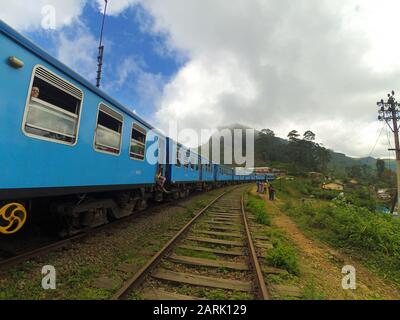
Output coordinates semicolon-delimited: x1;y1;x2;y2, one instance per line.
0;20;168;235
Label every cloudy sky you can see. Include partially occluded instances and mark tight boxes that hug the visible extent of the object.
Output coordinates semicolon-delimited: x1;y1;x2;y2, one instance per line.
2;0;400;158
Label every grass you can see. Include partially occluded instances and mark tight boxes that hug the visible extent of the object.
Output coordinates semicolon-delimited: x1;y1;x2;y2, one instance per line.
265;242;300;276
280;179;400;287
246;194;271;226
301;278;325;300
261;227;300;276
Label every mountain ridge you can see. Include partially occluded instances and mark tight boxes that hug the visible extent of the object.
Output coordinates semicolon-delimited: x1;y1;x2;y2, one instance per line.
202;124;395;173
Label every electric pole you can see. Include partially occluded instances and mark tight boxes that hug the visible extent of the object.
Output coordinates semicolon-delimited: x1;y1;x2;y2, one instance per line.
96;0;109;88
377;91;400;213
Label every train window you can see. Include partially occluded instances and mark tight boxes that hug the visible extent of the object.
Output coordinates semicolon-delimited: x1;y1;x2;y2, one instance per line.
94;104;123;155
130;124;147;161
190;157;195;171
184;149;190;169
176;145;182;167
23;66;83;145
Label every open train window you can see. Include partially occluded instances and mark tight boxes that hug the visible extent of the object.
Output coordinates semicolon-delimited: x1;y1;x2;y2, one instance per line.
130;124;147;161
94;104;123;155
23;66;83;145
176;145;182;167
184;149;190;169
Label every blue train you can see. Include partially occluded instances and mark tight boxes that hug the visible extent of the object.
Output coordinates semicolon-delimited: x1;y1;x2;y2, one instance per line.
0;20;272;236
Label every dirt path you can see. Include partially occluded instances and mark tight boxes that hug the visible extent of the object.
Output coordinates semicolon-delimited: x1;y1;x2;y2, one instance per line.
261;194;400;300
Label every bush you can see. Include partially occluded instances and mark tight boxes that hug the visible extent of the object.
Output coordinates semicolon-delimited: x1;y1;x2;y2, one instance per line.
312;189;340;201
345;188;376;211
247;195;271;226
266;242;300;275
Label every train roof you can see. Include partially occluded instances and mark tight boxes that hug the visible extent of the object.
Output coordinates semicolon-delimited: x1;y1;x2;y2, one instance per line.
0;20;156;132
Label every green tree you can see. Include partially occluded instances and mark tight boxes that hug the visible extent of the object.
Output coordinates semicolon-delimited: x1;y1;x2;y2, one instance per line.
261;129;275;137
303;130;316;141
288;130;300;142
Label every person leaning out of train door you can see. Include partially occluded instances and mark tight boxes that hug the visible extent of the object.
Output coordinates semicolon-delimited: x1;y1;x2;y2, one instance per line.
156;165;168;193
31;86;40;99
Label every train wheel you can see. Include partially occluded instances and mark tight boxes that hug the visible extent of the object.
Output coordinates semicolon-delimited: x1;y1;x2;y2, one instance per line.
137;199;148;211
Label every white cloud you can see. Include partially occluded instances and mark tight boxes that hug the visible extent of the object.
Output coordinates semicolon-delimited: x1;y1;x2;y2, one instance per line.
55;22;98;81
129;0;400;158
0;0;86;30
95;0;140;16
109;56;165;114
342;0;400;73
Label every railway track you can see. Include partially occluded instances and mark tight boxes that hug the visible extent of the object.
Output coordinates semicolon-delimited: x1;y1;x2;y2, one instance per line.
0;186;236;272
113;186;270;300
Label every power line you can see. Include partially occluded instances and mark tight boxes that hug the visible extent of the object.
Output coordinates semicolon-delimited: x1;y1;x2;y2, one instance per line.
367;123;385;158
386;125;394;166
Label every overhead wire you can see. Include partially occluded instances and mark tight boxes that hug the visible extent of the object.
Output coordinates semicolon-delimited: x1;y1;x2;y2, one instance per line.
367;123;385;158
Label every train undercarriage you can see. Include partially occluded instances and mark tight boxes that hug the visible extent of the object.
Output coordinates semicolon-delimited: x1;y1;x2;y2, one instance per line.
0;181;238;237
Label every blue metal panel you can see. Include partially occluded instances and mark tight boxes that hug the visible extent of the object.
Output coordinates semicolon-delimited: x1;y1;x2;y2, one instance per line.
166;138;200;183
0;28;160;191
199;156;214;182
216;165;234;182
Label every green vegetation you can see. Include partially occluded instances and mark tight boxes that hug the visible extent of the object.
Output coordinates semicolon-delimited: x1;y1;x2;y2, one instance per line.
246;194;271;225
266;241;300;276
276;177;378;211
301;278;325;300
284;199;400;286
345;187;376;211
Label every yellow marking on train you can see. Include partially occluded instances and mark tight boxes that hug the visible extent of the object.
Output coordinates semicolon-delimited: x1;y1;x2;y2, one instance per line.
0;203;27;235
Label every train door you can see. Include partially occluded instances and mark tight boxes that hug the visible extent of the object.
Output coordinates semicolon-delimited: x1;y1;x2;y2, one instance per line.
199;156;203;181
158;137;166;176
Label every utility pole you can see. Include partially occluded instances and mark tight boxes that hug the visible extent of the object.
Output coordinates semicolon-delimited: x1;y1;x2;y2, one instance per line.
377;91;400;213
96;0;109;88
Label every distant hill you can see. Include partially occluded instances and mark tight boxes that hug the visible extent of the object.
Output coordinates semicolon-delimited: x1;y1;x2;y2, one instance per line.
199;123;394;173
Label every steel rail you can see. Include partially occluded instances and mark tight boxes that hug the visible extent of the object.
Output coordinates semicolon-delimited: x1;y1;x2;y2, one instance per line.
241;194;270;300
112;187;238;300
